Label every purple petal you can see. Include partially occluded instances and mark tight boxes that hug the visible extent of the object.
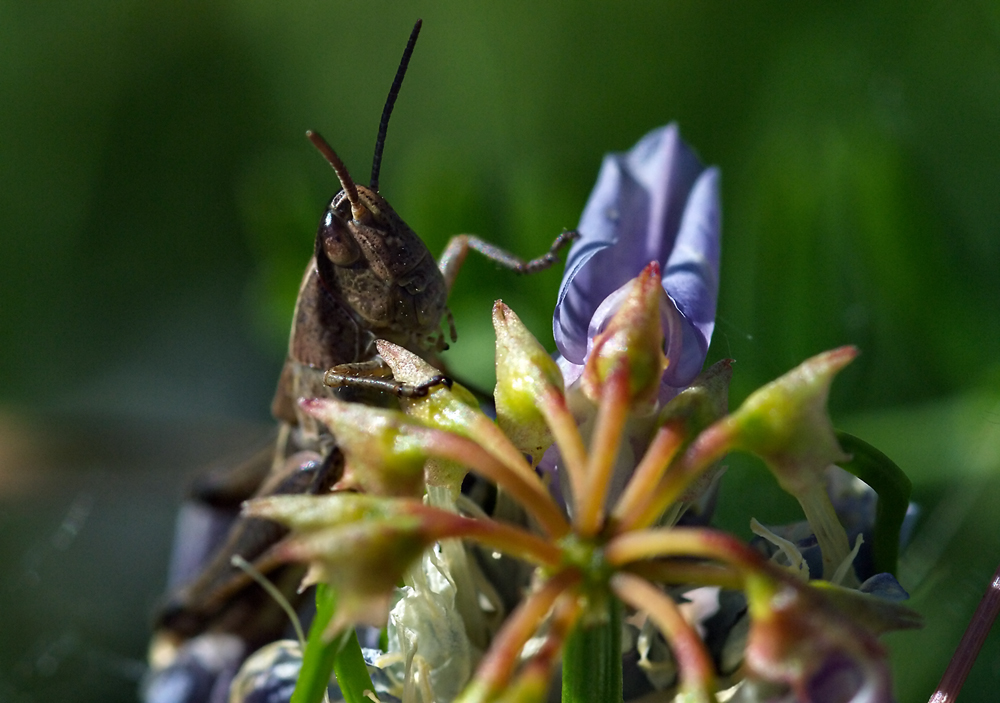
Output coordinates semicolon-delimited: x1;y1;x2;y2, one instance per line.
553;124;721;389
805;653;894;703
859;573;910;601
806;653;865;703
662;166;721;386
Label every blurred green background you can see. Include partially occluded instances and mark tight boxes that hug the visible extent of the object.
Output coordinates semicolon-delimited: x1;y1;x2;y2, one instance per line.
1;2;999;701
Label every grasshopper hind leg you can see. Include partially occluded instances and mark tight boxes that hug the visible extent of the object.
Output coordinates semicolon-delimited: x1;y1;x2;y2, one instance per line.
155;447;342;642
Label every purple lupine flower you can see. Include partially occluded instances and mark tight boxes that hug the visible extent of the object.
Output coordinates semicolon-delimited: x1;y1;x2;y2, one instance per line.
553;124;721;400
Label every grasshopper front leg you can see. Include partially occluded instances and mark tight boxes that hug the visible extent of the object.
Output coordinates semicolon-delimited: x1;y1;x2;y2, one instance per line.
324;357;452;398
437;230;579;292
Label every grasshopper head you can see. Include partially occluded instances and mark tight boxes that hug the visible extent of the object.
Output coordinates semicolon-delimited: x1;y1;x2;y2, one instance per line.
308;131;448;355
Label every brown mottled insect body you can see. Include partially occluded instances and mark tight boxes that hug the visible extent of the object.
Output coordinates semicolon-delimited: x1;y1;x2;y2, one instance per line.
147;19;576;702
155;449;338;640
272;176;451;426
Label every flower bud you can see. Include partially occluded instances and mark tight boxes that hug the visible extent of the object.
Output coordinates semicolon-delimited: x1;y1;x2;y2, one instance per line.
553;124;721;399
659;358;732;436
376;339;483;424
492;301;561;460
743;574;896;703
726;347;855;489
723;347;857;579
244;494;432;634
376;340;483;491
658;358;733;510
581;262;669;411
300;397;428;497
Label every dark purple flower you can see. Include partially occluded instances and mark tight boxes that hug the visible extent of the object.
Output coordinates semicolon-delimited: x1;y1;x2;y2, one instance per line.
552;124;721;398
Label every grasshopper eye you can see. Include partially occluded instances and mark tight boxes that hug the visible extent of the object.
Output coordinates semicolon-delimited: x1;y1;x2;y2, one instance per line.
318;209;360;266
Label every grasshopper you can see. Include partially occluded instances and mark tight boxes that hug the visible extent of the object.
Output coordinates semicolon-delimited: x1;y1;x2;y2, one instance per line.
146;20;576;699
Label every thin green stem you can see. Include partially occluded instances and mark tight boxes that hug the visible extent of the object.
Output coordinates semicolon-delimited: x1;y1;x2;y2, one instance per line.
795;481;855;584
230;554;306;648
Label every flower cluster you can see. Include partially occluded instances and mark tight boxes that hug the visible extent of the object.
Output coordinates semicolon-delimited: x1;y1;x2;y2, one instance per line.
246;288;918;702
234;126;920;703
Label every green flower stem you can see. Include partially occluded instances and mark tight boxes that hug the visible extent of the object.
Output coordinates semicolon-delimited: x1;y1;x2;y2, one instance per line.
611;419;685;531
416;427;570;537
291;584;340;703
291;584;375;703
612;574;715;702
835;431;911;576
561;594;623;703
537;386;590;513
577;365;632;537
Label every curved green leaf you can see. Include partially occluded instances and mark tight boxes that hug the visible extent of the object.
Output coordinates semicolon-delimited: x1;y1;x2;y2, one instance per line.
835;431;912;576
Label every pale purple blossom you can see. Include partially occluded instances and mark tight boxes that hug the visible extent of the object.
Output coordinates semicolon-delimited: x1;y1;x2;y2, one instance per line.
553;124;721;399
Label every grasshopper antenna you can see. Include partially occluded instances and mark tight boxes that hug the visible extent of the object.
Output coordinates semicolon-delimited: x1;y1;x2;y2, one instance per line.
306;129;366;221
369;19;422;192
